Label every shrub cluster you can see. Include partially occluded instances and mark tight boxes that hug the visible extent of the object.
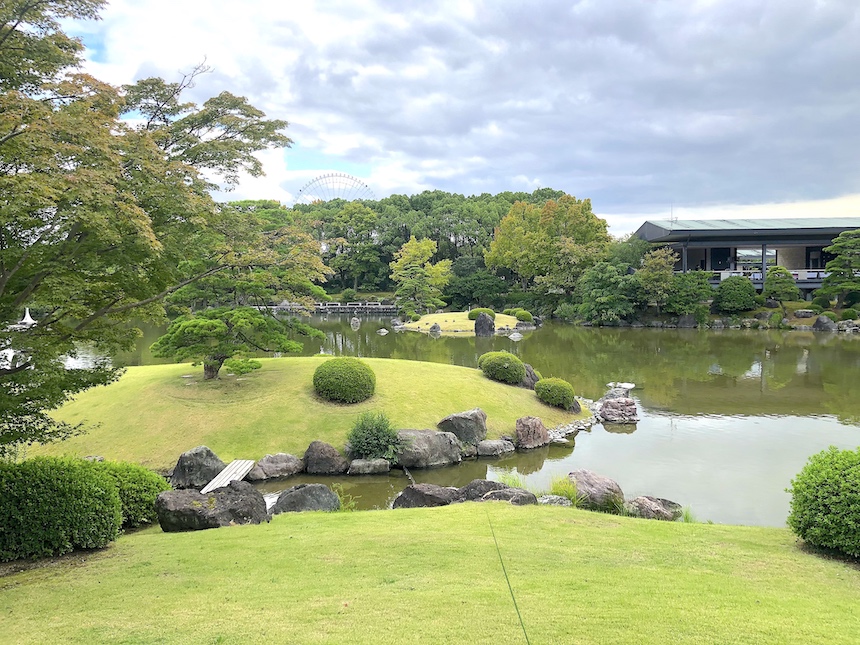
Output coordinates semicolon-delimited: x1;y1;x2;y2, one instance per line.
478;351;526;385
515;310;534;322
410;313;421;322
841;308;858;321
714;276;757;313
535;377;576;409
822;311;838;322
808;304;823;314
346;411;402;460
467;308;496;320
845;291;860;308
91;461;171;529
313;358;376;403
0;457;122;562
812;295;832;309
340;288;358;303
787;446;860;558
768;312;783;329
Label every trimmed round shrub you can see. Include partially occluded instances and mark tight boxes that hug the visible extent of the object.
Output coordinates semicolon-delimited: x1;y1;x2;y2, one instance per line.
340;288;358;303
844;291;860;308
787;446;860;557
714;276;757;313
313;358;376;403
754;294;766;306
0;457;122;562
468;308;496;320
410;314;421;322
822;311;838;322
841;308;858;321
91;461;171;529
346;411;402;460
808;304;823;314
535;377;576;409
768;312;783;328
478;351;526;385
503;308;516;315
812;295;832;309
515;310;534;322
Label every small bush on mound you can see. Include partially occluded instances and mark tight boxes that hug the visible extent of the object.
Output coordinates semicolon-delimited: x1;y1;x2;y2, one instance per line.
822;311;838;322
754;294;766;306
535;377;576;409
410;314;421;322
478;351;526;385
516;310;534;322
812;295;832;310
340;288;358;303
714;276;757;313
346;411;402;460
768;312;783;328
0;457;121;562
91;461;171;529
467;308;495;320
503;308;516;315
808;304;823;314
841;308;858;321
313;358;376;404
787;446;860;558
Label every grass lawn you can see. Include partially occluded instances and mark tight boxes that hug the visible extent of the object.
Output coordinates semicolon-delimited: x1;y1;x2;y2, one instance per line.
39;357;584;469
2;503;859;644
403;311;520;335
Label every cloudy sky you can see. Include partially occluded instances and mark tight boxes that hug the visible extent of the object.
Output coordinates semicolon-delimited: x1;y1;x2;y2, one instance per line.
67;0;860;234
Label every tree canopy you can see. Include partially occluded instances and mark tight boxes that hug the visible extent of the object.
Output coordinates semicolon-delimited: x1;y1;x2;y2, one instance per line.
819;229;860;304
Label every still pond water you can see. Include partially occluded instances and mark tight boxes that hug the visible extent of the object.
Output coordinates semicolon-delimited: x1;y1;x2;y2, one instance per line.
120;317;860;527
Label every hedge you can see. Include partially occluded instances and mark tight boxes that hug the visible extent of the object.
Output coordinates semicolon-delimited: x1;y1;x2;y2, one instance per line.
535;377;576;409
468;308;496;320
91;461;171;529
515;310;534;322
313;358;376;404
478;351;526;385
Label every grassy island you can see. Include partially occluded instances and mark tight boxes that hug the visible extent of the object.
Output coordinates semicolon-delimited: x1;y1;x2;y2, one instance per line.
402;311;520;335
41;357;585;468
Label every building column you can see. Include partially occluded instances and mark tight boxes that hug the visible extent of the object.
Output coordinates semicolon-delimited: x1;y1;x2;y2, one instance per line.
682;246;688;273
761;244;767;278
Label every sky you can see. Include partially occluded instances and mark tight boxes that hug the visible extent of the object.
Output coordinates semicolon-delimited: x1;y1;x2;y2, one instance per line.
66;0;860;235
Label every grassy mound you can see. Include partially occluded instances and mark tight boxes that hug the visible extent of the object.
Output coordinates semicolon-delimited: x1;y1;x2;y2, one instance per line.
42;357;583;468
402;311;519;335
2;503;859;644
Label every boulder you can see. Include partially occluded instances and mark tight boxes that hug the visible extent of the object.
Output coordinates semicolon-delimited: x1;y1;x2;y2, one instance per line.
538;495;573;507
599;398;639;424
303;441;349;475
568;470;624;512
676;314;697;328
476;439;516;457
453;479;510;503
481;488;537;505
392;483;457;509
155;480;268;532
428;322;441;333
437;408;488;445
460;443;477;459
515;321;535;331
170;445;226;490
812;315;838;332
520;363;540;390
376;328;389;336
245;453;304;481
394;430;462;469
625;496;682;521
474;312;495;337
764;298;780;309
514;416;549;450
711;319;725;329
348;458;390;475
794;309;816;319
272;483;340;514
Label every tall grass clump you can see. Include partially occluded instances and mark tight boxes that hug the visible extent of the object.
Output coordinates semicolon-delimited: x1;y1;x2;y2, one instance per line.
549;475;583;506
346;411;402;460
497;470;526;489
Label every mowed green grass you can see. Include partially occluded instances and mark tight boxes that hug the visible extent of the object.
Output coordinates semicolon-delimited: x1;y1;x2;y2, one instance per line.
2;503;859;644
402;311;520;334
41;357;584;469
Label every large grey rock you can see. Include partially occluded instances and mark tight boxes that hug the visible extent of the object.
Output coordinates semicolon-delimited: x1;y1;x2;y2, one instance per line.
764;298;780;309
514;416;549;450
520;363;540;390
453;479;510;503
394;429;462;469
625;496;682;521
170;446;226;490
812;315;838;332
437;408;488;445
392;483;457;508
794;309;816;319
348;458;390;475
303;441;349;475
677;314;697;328
599;398;639;423
569;470;624;512
476;439;516;457
245;453;304;481
272;483;340;514
474;312;495;337
155;480;268;532
428;323;441;333
481;488;537;505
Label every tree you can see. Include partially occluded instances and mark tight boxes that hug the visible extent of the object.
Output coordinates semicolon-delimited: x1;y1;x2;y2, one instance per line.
664;272;714;317
819;229;860;305
763;266;801;303
714;276;757;314
389;237;451;314
636;247;679;314
574;262;637;324
0;2;291;453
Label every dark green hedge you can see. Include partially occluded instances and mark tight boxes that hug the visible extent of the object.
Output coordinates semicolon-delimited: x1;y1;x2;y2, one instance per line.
515;310;534;322
91;462;171;529
0;457;121;562
812;295;832;310
535;377;576;409
468;308;496;320
478;351;526;385
313;358;376;404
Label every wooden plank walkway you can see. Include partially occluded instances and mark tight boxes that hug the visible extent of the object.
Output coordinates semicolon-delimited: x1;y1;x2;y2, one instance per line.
200;460;256;494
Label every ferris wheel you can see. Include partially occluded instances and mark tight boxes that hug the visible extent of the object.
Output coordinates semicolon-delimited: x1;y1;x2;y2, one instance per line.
293;172;376;205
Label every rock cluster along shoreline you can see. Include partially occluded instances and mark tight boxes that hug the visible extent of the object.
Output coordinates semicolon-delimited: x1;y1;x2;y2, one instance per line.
587;312;859;333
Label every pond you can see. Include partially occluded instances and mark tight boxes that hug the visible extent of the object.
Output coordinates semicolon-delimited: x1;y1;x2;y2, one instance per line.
118;317;860;526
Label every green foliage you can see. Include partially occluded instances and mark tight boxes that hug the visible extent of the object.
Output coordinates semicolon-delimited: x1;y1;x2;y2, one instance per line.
410;314;421;322
0;457;121;562
787;446;860;557
468;308;496;320
768;312;783;329
223;358;262;376
515;310;534;322
330;483;357;512
390;236;452;314
763;266;801;302
91;461;170;529
808;304;823;314
553;302;579;321
340;288;358;303
313;358;376;404
822;311;838;322
841;308;858;321
754;294;766;306
549;475;584;506
574;262;637;324
820;229;860;303
636;247;679;313
664;272;714;316
478;351;526;385
534;377;576;409
346;412;402;460
714;276;757;313
844;291;860;308
812;295;833;309
497;470;525;489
